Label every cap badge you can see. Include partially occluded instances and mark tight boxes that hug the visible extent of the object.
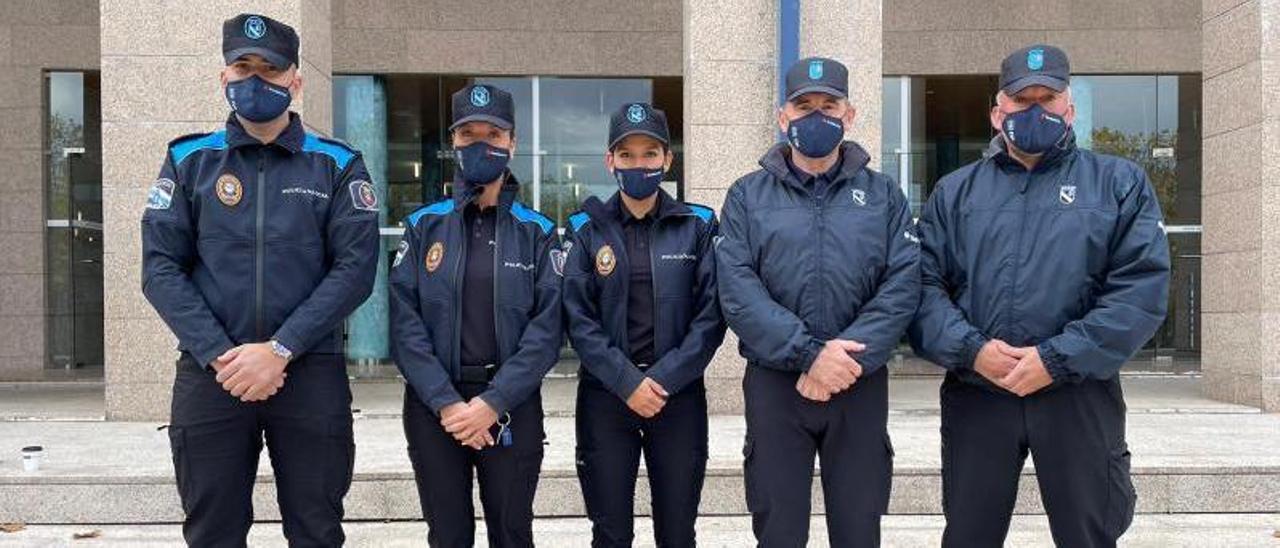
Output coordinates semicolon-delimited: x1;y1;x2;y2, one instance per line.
627;104;646;124
470;86;490;107
1027;48;1044;71
808;59;824;80
244;16;267;40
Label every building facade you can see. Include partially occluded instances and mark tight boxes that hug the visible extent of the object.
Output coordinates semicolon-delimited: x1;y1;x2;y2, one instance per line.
0;0;1271;419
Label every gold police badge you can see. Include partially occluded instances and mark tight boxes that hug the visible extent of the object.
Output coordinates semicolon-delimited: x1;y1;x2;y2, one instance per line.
425;241;445;273
216;173;243;207
595;244;616;277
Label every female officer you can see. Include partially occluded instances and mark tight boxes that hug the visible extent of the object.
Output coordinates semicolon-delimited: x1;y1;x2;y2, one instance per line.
389;83;563;548
563;102;727;547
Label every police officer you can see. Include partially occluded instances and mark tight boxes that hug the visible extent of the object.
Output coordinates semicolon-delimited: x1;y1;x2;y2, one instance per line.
716;57;920;547
389;83;563;548
563;103;726;547
141;13;379;547
909;45;1170;548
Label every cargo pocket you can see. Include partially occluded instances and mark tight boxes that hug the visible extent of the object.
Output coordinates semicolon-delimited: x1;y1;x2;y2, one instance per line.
879;432;896;515
1105;444;1136;540
326;415;356;515
742;435;762;514
167;426;193;515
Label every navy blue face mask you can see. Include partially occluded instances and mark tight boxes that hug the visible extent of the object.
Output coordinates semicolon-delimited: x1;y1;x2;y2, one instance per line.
614;167;665;199
225;75;292;123
787;110;845;159
456;141;511;185
1000;103;1070;155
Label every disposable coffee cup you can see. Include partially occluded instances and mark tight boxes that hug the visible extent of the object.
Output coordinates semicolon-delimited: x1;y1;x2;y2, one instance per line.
21;446;43;473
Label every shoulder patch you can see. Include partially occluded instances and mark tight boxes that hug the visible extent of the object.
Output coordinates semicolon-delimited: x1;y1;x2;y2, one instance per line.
303;133;357;171
568;211;592;233
510;202;555;235
406;199;455;227
686;203;715;224
169;131;227;166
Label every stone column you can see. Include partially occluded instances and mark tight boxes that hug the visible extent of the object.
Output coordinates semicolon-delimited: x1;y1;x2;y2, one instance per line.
1200;0;1280;412
684;0;884;413
683;0;778;413
800;0;883;166
100;0;333;420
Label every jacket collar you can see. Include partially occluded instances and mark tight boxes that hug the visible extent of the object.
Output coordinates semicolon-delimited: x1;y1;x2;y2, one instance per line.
224;111;305;153
758;140;871;192
453;170;521;212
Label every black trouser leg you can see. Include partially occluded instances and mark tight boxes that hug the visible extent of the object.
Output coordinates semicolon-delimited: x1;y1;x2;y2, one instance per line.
642;379;709;548
939;374;1029;548
742;366;819;548
819;367;892;548
168;355;262;548
1027;377;1134;548
575;373;643;548
404;387;477;548
475;389;545;548
262;353;354;548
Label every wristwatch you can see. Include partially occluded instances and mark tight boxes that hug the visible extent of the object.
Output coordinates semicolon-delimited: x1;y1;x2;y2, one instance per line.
269;339;294;362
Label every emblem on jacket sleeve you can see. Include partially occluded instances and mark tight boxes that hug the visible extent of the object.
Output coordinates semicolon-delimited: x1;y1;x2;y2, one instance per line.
147;178;175;210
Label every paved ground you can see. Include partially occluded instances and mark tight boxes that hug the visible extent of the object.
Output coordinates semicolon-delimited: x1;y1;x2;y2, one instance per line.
2;514;1277;547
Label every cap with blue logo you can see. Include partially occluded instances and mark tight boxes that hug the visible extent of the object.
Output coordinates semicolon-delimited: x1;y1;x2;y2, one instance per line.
608;103;670;150
222;13;299;69
1000;44;1070;94
450;84;515;131
785;56;849;102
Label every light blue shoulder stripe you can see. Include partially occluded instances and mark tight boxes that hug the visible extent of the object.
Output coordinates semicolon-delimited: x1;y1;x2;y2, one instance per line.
568;211;591;232
688;204;714;224
407;199;455;227
510;202;554;235
303;133;356;170
169;131;227;166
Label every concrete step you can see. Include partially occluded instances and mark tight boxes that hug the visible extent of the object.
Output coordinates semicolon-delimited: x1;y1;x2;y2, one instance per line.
1;397;1277;524
2;514;1278;547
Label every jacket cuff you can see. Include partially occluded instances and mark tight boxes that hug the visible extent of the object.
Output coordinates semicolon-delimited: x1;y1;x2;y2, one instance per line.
424;387;465;416
611;364;648;402
478;386;513;417
797;338;824;372
271;328;306;360
960;331;988;371
192;338;237;371
1037;342;1082;384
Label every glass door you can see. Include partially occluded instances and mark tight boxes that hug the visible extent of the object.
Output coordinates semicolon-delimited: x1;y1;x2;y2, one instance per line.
44;71;103;373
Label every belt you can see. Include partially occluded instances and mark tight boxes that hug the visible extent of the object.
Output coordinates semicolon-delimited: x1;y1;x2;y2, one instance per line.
460;363;497;383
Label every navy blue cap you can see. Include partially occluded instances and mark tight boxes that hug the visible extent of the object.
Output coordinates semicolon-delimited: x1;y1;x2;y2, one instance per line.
223;14;299;69
785;57;848;101
450;84;514;131
608;103;670;150
1000;44;1070;94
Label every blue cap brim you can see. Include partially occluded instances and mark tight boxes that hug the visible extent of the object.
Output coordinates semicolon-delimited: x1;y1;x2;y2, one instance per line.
224;47;293;70
786;85;847;102
449;114;514;131
1003;74;1069;94
608;129;669;150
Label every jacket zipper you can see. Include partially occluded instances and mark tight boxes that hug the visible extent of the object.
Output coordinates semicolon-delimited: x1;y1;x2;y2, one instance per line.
452;207;466;377
254;154;266;340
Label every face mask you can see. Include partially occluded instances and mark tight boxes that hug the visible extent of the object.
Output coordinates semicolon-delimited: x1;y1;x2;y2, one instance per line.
787;110;845;159
614;167;664;200
1000;103;1070;155
225;75;292;123
456;141;511;185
